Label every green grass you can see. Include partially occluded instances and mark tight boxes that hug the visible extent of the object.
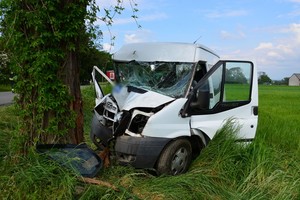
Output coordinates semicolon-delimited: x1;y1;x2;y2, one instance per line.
0;85;299;199
0;84;12;92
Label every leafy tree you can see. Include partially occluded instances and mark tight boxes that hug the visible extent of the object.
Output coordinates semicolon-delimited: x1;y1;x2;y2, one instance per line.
281;77;289;85
258;74;272;84
0;39;10;84
0;0;138;151
225;67;248;84
79;46;112;85
0;53;9;84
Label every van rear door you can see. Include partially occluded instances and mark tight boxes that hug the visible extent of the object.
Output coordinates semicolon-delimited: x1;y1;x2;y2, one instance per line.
182;60;258;140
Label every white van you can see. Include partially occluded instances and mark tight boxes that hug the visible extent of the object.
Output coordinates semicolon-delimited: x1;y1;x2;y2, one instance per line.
91;42;258;175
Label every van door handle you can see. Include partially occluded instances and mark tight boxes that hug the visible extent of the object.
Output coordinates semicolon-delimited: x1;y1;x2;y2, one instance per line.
252;106;258;116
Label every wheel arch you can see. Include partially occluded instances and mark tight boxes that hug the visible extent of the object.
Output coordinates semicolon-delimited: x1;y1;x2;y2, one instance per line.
190;129;211;159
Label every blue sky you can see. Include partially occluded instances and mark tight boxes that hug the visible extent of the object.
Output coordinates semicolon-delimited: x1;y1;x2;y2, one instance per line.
96;0;300;80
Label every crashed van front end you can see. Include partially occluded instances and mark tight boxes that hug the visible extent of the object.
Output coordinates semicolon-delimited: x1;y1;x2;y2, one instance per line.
90;42;258;175
91;60;195;169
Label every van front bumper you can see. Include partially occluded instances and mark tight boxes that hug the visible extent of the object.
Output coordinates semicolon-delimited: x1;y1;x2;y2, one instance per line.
115;135;171;169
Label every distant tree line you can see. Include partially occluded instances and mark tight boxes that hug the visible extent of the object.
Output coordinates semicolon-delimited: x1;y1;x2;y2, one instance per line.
258;71;289;85
273;77;289;85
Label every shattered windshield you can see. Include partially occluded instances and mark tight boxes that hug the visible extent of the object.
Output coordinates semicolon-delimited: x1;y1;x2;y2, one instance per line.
115;61;195;98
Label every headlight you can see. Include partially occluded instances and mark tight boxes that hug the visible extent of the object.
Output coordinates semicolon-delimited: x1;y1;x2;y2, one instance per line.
125;110;153;136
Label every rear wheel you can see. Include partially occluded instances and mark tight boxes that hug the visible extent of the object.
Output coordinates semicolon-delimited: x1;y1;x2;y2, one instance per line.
156;139;192;175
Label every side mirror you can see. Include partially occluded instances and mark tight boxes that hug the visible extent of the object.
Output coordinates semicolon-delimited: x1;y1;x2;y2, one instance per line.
180;80;210;118
190;90;210;110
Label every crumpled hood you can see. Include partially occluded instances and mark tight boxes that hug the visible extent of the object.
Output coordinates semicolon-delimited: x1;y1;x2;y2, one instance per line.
113;86;174;111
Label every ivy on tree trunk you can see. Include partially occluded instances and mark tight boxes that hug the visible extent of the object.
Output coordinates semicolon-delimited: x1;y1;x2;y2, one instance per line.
0;0;138;152
0;0;95;149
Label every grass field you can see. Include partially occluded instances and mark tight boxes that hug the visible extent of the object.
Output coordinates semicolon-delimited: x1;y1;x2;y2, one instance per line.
0;85;299;199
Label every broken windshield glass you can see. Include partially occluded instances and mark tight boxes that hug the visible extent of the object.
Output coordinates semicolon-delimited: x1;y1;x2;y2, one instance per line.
115;61;195;98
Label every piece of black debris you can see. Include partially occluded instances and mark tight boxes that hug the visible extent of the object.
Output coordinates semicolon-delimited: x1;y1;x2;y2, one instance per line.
36;143;102;178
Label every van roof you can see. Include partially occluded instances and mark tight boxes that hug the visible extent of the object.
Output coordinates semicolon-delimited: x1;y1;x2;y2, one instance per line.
113;42;219;62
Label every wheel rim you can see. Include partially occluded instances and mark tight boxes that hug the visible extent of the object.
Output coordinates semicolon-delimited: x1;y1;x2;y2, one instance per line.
171;147;188;175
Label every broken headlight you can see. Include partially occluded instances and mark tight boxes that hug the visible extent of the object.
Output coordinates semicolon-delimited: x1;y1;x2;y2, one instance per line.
125;110;153;136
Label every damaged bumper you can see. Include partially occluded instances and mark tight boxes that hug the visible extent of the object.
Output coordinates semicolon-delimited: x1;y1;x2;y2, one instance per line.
90;114;113;148
115;135;171;169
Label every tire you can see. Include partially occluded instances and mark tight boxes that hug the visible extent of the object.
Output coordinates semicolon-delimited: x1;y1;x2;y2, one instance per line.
156;139;192;176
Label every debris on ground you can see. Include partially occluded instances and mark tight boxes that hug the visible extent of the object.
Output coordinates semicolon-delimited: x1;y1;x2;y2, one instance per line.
36;143;103;178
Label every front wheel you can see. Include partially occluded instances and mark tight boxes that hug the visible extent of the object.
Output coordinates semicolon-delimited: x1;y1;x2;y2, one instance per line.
156;139;192;175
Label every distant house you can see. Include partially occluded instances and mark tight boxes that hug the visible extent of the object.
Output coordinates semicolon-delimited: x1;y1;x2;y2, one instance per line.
289;73;300;86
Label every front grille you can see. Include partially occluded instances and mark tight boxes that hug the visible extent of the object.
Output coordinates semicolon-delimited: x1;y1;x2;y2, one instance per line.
103;98;118;122
103;110;115;121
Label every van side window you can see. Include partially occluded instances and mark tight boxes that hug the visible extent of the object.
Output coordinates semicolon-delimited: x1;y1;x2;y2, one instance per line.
190;64;222;111
208;66;222;108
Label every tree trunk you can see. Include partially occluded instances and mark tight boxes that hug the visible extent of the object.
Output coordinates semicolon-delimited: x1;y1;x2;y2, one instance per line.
13;0;88;149
64;51;84;144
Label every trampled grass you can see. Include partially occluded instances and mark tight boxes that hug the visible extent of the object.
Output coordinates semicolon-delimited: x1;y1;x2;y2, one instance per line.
0;85;299;199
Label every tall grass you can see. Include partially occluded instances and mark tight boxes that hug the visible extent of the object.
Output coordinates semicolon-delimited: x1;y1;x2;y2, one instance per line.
0;85;299;199
0;106;19;158
0;153;77;199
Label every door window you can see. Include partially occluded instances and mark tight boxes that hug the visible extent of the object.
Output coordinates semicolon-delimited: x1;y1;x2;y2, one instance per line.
185;61;253;115
223;62;252;102
208;66;222;108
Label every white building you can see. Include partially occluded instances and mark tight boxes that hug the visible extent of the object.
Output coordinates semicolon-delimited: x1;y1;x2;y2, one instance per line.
289;73;300;86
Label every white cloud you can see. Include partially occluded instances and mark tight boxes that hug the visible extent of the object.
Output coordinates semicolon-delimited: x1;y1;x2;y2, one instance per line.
276;44;293;54
288;0;300;3
288;23;300;43
124;30;154;44
267;51;283;59
124;34;141;43
255;42;274;50
254;23;300;57
220;30;246;40
219;23;300;79
204;9;248;19
253;23;300;77
286;10;300;17
102;43;114;52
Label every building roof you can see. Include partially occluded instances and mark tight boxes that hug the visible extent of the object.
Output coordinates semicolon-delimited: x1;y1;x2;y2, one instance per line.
292;73;300;80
